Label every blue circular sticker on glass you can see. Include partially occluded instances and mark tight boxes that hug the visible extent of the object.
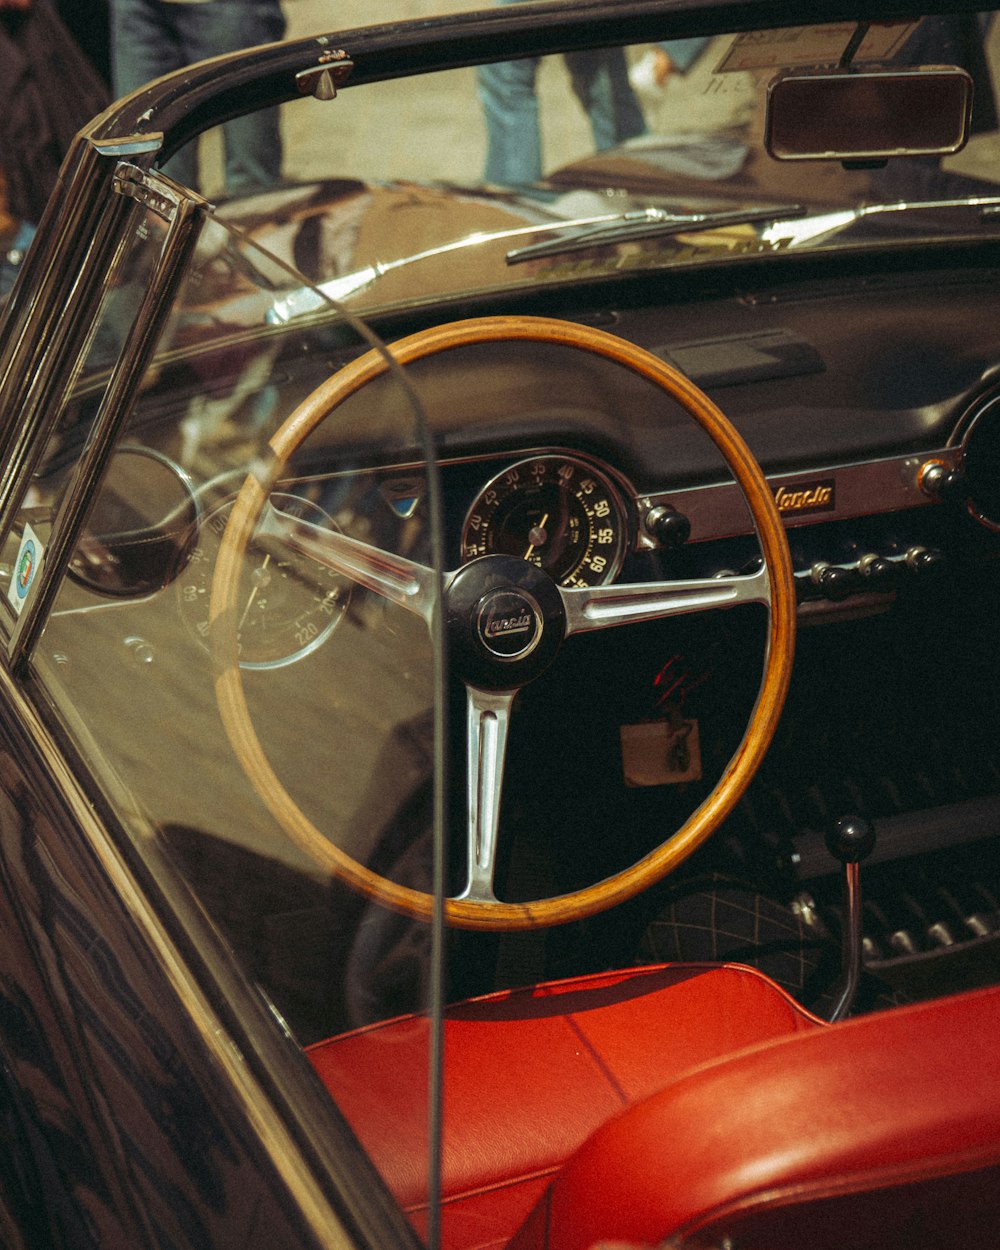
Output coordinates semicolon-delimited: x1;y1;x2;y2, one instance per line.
8;523;43;616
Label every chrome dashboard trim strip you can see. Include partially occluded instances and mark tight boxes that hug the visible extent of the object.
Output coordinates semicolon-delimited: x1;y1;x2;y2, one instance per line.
637;446;963;546
283;441;963;556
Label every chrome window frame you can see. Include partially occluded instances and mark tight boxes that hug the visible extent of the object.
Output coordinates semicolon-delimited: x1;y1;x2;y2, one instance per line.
0;149;209;671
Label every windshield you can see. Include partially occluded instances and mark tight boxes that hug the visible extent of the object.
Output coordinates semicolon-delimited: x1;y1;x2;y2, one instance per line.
169;13;1000;325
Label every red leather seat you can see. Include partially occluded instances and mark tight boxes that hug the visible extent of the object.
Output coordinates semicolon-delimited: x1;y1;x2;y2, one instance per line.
307;962;822;1249
510;981;1000;1250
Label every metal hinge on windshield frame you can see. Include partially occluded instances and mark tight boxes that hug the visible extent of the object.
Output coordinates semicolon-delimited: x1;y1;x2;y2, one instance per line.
296;49;354;101
113;163;193;223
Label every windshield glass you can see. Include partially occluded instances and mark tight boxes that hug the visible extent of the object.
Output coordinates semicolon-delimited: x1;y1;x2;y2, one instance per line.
3;179;449;1239
170;13;1000;325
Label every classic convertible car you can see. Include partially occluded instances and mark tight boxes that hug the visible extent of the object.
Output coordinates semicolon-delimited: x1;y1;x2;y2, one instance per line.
1;0;1000;1246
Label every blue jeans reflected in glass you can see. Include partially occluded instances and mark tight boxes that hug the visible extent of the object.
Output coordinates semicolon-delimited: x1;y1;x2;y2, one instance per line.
477;0;646;186
110;0;285;193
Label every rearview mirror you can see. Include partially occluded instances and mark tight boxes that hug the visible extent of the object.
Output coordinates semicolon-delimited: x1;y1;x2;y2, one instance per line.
764;66;973;162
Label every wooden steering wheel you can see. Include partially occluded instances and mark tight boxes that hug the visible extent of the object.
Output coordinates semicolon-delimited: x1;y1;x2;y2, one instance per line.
211;315;795;931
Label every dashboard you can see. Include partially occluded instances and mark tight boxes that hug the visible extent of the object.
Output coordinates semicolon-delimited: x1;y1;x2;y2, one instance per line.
52;247;1000;686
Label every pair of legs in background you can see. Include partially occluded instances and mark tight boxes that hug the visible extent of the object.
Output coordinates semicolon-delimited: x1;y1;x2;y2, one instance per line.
110;0;285;193
476;0;646;186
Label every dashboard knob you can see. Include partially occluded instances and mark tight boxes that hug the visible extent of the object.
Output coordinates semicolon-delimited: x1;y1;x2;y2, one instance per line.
906;546;945;574
858;553;898;588
645;505;691;549
919;460;966;503
810;563;862;601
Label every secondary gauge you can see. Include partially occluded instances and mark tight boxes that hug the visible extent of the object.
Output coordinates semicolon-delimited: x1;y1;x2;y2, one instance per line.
177;493;351;669
460;454;629;587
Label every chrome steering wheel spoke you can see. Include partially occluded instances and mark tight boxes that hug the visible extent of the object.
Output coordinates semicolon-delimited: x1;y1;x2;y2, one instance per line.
455;685;517;904
261;498;771;909
258;499;439;624
560;566;770;635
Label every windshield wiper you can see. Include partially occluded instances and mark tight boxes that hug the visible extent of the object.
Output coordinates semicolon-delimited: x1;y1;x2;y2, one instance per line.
266;209;661;322
504;205;806;265
265;194;1000;324
762;196;1000;248
267;204;806;321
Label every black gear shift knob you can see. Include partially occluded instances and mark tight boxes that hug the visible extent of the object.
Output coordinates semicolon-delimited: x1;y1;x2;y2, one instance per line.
826;814;876;865
826;814;876;1022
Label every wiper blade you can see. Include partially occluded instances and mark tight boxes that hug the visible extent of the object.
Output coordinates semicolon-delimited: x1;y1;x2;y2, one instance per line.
505;205;806;265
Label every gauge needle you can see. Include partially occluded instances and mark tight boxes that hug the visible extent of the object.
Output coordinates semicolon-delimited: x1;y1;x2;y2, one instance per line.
239;554;271;630
524;513;549;560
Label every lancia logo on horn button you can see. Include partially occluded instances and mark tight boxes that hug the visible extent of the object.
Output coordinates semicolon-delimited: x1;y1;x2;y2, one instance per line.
476;588;544;660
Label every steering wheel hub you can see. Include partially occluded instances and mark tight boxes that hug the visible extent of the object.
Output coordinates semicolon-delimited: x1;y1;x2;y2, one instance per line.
447;554;565;689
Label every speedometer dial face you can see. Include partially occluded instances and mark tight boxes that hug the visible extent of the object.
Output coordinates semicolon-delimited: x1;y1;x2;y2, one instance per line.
460;455;628;587
177;493;351;669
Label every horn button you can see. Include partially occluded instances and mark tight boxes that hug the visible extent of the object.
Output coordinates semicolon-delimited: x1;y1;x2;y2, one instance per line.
446;556;566;689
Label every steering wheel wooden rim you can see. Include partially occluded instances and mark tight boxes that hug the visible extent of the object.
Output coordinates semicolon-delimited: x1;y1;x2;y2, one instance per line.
211;314;795;931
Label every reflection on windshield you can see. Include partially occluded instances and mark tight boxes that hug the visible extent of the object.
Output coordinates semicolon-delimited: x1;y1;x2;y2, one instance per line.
15;192;448;1230
167;20;997;321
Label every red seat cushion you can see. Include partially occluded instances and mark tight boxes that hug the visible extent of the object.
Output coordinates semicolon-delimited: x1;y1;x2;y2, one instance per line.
307;962;821;1249
510;982;1000;1250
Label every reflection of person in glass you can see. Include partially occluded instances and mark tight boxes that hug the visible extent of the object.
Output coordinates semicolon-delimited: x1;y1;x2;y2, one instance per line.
1;0;109;295
109;0;286;194
628;38;710;96
477;0;646;186
873;13;999;199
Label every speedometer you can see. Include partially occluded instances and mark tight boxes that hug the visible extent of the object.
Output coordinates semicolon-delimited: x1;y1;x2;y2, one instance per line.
460;454;628;587
177;493;350;669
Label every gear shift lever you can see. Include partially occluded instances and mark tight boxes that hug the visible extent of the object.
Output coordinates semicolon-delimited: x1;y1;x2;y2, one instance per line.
825;814;876;1022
